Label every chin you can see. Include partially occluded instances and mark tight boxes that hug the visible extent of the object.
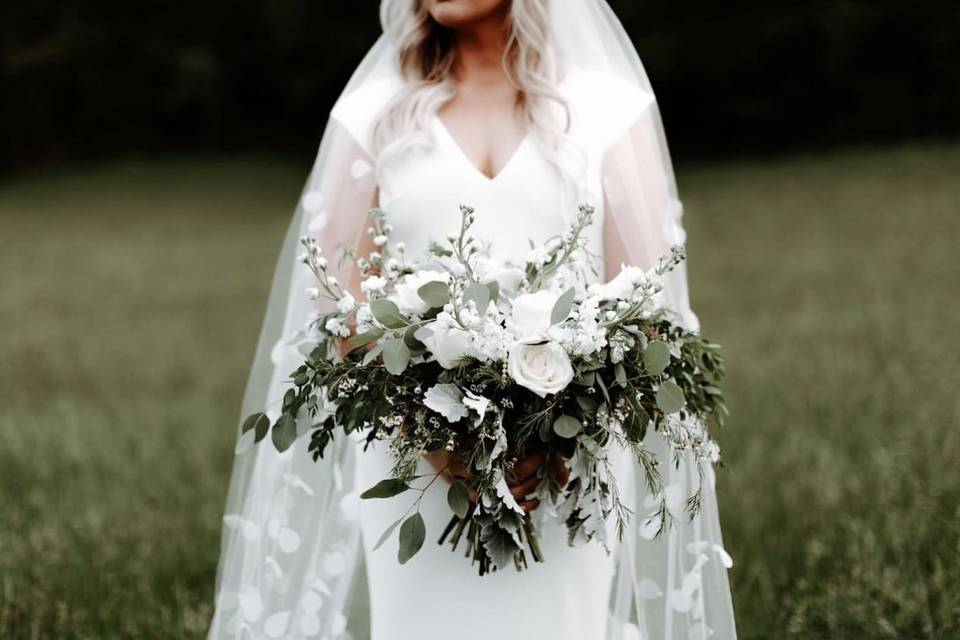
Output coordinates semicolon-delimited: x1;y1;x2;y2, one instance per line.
428;0;509;28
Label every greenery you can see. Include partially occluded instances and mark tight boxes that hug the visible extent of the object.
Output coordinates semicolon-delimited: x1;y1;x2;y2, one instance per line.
2;144;959;637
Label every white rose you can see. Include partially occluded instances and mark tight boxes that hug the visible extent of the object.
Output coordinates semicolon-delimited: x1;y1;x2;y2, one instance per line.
507;341;574;397
511;290;560;339
588;265;648;300
393;270;449;315
415;313;473;369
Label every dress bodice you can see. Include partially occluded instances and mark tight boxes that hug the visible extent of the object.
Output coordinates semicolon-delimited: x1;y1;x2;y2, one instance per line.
330;70;654;269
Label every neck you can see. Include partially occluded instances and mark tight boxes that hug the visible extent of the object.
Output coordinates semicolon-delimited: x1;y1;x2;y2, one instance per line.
451;8;510;85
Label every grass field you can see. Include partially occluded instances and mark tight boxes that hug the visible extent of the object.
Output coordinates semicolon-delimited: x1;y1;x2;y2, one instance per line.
1;146;958;639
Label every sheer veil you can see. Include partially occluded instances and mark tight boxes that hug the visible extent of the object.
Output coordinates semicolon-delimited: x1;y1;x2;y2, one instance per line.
208;2;736;639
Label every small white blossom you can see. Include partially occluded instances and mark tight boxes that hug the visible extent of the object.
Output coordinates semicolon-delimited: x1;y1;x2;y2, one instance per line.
360;275;387;295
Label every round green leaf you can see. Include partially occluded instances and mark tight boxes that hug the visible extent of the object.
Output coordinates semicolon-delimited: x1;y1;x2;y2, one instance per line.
370;299;408;329
550;287;576;325
382;339;411;375
398;512;426;564
655;380;685;414
417;281;450;308
271;413;298;452
447;481;470;519
553;415;582;438
643;340;671;375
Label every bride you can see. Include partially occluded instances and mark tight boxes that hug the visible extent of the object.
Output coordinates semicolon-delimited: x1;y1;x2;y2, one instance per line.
208;1;736;638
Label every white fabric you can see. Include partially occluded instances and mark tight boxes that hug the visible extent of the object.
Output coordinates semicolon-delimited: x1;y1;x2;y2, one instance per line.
208;2;736;639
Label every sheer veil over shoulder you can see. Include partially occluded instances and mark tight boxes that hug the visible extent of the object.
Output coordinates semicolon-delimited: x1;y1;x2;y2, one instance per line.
208;2;736;638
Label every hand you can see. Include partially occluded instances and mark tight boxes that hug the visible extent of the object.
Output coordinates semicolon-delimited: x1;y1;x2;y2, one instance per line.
423;446;571;514
504;447;571;513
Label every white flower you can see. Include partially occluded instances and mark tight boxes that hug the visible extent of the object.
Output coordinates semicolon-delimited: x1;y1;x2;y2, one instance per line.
525;244;552;268
360;275;387;295
372;234;388;246
306;287;320;300
511;290;560;339
588;265;649;300
324;317;350;338
336;293;356;313
507;341;574;397
355;305;375;333
315;257;328;270
393;270;449;316
474;258;526;293
415;312;474;369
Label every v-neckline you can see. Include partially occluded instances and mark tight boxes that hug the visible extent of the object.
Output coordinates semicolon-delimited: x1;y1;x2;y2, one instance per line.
434;117;529;183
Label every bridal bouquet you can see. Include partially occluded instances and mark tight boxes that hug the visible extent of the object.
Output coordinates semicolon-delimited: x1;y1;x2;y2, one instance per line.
244;204;727;574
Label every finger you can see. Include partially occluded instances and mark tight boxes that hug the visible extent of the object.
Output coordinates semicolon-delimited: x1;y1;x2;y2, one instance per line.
510;475;541;500
520;498;540;512
467;488;478;503
549;451;570;487
511;449;546;484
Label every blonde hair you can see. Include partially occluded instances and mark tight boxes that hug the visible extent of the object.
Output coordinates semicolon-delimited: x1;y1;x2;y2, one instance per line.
373;0;572;173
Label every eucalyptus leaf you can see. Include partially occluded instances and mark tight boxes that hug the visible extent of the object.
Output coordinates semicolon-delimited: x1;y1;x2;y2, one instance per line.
550;287;576;325
485;280;500;305
575;394;599;413
382;339;411;375
372;517;403;552
656;380;686;413
271;413;298;452
360;478;409;499
553;415;582;438
417;281;450;308
398;512;426;564
362;342;384;366
348;329;384;347
614;363;627;387
242;412;271;444
643;340;671;375
462;282;490;313
447;481;470;519
403;324;425;350
370;299;408;329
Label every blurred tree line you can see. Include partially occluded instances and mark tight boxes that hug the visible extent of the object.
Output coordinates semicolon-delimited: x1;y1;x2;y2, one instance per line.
2;1;958;171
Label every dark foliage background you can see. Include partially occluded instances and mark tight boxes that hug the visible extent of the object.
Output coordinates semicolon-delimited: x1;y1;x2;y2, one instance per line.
2;1;958;170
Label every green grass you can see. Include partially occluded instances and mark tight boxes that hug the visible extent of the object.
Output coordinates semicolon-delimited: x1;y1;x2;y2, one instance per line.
1;146;958;639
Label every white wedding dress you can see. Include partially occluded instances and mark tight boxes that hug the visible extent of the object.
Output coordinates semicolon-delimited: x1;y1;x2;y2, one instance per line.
338;72;641;640
208;3;736;639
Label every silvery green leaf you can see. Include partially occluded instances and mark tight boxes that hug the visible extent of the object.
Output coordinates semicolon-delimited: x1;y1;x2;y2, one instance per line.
348;329;383;347
480;523;520;570
360;478;409;499
382;339;411;375
447;482;470;519
398;512;426;564
370;299;408;329
576;394;599;413
643;340;671;375
550;286;576;325
485;280;500;305
403;324;425;350
372;517;403;551
243;412;271;444
462;282;490;313
656;380;685;413
271;414;297;452
423;383;468;422
614;363;627;387
417;281;450;308
553;415;582;438
362;342;384;366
